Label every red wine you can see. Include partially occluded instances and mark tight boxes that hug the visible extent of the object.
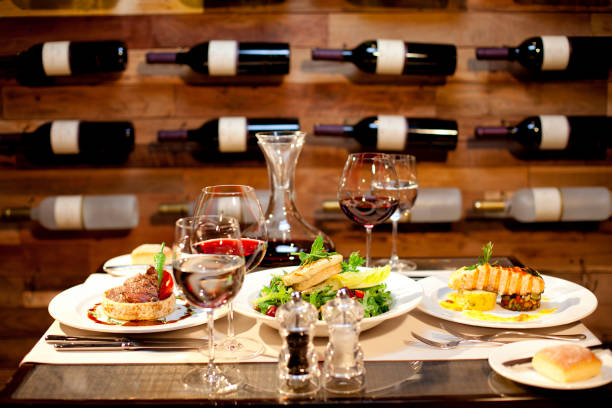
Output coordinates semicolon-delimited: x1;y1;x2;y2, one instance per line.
0;40;127;83
312;40;456;75
158;117;299;154
173;254;245;309
476;36;612;74
195;238;266;272
339;196;399;227
475;115;612;153
259;238;335;268
146;41;290;76
314;116;457;151
0;120;134;164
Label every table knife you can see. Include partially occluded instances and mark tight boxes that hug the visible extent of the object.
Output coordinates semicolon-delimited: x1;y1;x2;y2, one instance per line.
54;339;207;351
45;334;206;344
502;345;607;367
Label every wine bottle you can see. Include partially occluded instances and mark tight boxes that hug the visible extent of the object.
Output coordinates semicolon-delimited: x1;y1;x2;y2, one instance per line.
314;116;458;151
473;187;611;223
311;39;456;75
0;120;135;163
158;117;299;153
158;190;270;218
476;36;612;73
321;188;463;223
1;194;139;230
0;40;127;82
475;115;612;153
145;41;290;75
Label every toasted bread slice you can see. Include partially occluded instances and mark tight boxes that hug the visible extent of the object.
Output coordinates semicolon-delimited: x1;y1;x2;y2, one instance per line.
282;254;343;287
293;263;343;292
131;244;172;265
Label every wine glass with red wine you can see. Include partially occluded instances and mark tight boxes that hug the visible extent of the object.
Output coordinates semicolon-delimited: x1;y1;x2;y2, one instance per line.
173;215;246;394
193;185;267;360
338;152;399;267
373;154;419;272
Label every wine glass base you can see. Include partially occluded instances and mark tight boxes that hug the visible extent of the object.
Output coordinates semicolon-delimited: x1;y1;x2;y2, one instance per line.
214;336;265;361
373;258;417;273
182;365;244;394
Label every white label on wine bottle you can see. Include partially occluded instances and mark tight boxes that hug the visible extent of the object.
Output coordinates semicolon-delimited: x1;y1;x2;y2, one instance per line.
54;195;84;230
208;40;238;76
540;36;570;71
218;196;242;219
377;115;407;151
538;115;570;150
42;41;72;76
375;39;405;75
50;120;80;154
532;187;562;222
218;117;248;152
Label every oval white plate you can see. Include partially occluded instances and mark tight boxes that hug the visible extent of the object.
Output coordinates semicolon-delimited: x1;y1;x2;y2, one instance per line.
489;340;612;390
233;266;424;337
418;272;598;329
48;277;225;334
103;254;172;277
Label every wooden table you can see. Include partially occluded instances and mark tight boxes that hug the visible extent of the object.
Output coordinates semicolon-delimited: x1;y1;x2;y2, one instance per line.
2;257;610;406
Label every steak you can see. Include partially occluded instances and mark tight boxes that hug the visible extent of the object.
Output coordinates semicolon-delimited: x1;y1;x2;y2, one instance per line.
105;267;160;303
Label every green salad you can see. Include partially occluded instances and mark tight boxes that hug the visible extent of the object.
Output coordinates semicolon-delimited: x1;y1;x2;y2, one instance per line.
253;236;393;319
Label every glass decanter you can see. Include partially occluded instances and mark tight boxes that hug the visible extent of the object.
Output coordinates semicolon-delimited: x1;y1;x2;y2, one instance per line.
256;131;334;267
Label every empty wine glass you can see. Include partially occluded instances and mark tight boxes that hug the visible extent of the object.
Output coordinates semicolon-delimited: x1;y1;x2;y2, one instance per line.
338;153;399;267
173;215;246;394
374;154;419;272
193;185;267;360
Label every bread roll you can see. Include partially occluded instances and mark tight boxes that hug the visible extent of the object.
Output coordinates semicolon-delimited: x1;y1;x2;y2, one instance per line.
532;344;602;383
131;244;172;265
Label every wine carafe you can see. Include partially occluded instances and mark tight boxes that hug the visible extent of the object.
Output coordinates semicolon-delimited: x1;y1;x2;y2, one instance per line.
256;131;334;267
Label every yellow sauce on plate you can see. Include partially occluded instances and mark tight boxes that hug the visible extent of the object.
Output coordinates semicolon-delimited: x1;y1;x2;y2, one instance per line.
440;292;557;322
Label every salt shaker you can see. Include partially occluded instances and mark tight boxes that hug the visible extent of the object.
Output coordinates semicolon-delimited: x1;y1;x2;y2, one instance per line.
322;288;365;393
276;291;320;397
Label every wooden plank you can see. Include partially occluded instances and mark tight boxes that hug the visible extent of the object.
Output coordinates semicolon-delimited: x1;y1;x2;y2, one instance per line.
468;0;612;12
528;166;612;188
0;0;203;17
328;12;597;48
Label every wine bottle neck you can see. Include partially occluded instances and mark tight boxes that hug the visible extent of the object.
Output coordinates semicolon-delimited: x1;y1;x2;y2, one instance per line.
146;52;187;64
157;129;190;142
0;132;25;145
1;207;31;221
476;47;511;60
311;48;352;61
473;200;507;212
313;124;354;136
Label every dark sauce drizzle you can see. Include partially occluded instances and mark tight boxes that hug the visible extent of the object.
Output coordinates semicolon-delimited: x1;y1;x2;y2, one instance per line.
87;302;195;327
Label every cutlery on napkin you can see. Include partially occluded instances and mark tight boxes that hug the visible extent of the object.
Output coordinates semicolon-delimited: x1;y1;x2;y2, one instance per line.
45;334;208;351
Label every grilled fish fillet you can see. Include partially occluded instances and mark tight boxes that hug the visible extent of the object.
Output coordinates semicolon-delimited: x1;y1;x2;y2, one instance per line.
449;264;544;296
282;254;343;291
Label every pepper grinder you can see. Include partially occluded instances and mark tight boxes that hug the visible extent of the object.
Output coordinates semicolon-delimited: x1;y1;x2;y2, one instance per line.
322;288;365;394
276;291;320;397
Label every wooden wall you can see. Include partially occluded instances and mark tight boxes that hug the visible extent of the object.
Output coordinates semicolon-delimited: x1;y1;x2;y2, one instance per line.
1;0;611;383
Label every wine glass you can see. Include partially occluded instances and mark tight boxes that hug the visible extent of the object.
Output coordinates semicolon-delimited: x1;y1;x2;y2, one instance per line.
173;215;246;394
374;154;419;272
193;185;267;360
338;152;399;267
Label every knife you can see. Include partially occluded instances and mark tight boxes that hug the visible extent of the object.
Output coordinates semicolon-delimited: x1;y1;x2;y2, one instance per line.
502;345;607;367
45;334;205;344
54;339;207;351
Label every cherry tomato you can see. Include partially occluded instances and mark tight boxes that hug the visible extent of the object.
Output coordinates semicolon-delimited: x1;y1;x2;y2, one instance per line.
354;290;365;299
159;270;174;300
266;305;277;317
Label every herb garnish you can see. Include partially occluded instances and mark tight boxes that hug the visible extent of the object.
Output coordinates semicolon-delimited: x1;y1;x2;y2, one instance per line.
154;242;166;286
341;251;366;273
292;235;338;266
465;241;496;270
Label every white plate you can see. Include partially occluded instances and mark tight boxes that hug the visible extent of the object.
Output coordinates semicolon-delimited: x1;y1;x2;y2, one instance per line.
233;267;424;337
489;340;612;390
418;272;598;329
103;254;172;277
48;278;225;334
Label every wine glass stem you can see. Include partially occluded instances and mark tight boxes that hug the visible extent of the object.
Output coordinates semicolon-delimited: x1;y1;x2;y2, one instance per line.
226;301;235;338
364;225;373;267
206;309;216;374
390;218;400;265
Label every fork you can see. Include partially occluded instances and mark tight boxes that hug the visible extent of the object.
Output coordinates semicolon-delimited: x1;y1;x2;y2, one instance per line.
411;331;507;349
440;324;587;342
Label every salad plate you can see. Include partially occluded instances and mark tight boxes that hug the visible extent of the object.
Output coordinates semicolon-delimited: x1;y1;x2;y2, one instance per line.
48;276;225;334
489;340;612;390
233;266;424;337
418;272;598;329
